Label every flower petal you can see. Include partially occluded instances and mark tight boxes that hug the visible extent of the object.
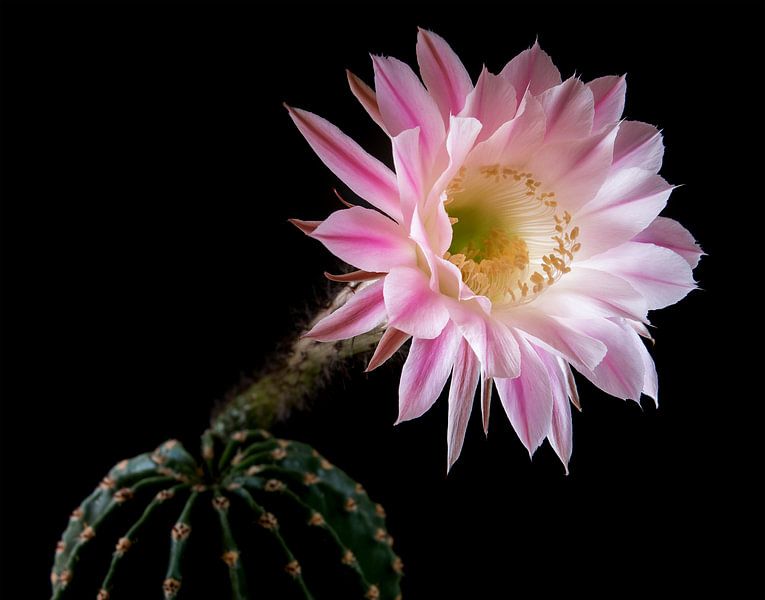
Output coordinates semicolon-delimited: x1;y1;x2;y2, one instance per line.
427;115;483;216
366;327;411;372
612;120;664;173
372;55;445;165
384;266;450;339
449;300;521;379
467;92;546;167
460;67;517;143
577;241;697;309
541;351;573;473
529;125;618;213
398;322;461;423
346;70;387;132
500;41;562;104
637;335;658;406
575;168;674;259
574;318;645;401
416;28;473;123
506;308;607;371
538;77;595;143
532;266;649;322
304;280;386;342
633;217;703;268
288;218;322;235
324;270;384;283
495;334;553;456
392;127;425;224
447;338;480;471
286;106;402;221
588;75;626;132
311;206;415;273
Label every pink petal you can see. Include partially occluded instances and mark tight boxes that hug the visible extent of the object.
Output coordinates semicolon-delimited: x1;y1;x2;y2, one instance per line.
397;322;460;423
574;318;645;401
304;280;386;342
612;120;664;173
384;266;450;339
495;334;553;456
447;338;480;471
449;300;521;379
540;351;573;473
467;92;546;167
288;218;322;235
286;106;402;221
506;308;607;371
311;206;415;273
324;270;384;283
372;55;445;165
529;125;618;213
578;242;697;310
366;327;411;372
532;266;649;322
633;217;703;268
575;168;674;259
427;115;483;216
416;28;473;123
636;335;658;406
346;70;386;132
459;67;517;143
538;77;595;143
392;127;425;224
500;41;562;104
588;75;627;132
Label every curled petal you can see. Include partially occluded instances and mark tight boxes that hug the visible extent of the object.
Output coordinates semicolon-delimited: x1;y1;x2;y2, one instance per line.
366;327;411;372
304;280;386;342
324;270;384;283
288;218;321;235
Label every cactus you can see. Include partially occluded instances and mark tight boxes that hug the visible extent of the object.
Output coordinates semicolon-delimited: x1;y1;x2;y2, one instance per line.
51;430;402;600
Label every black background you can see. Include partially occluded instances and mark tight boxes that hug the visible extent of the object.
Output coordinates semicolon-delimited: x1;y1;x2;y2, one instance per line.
1;2;763;598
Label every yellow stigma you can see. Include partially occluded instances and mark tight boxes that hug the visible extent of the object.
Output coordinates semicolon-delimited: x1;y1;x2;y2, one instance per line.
444;164;581;305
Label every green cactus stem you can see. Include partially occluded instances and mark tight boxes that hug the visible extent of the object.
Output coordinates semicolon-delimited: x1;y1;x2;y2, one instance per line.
211;283;385;436
51;431;402;600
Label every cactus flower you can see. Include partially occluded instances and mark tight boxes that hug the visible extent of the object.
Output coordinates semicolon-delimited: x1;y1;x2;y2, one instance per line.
287;30;700;472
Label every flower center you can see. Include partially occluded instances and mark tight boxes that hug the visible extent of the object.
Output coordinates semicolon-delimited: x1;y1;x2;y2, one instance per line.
444;164;581;305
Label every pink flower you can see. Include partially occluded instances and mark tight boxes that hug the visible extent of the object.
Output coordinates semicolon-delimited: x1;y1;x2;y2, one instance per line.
287;30;701;472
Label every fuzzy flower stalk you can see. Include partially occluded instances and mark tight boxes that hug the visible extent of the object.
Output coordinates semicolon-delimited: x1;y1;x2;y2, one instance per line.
286;30;701;472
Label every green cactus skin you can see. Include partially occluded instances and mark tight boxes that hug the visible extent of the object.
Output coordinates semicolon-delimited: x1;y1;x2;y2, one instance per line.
211;284;385;436
51;431;402;600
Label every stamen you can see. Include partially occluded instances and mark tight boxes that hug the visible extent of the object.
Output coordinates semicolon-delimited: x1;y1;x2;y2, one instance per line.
444;164;581;305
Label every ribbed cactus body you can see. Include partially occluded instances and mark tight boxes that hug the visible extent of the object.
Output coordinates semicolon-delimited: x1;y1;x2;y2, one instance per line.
51;430;402;600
